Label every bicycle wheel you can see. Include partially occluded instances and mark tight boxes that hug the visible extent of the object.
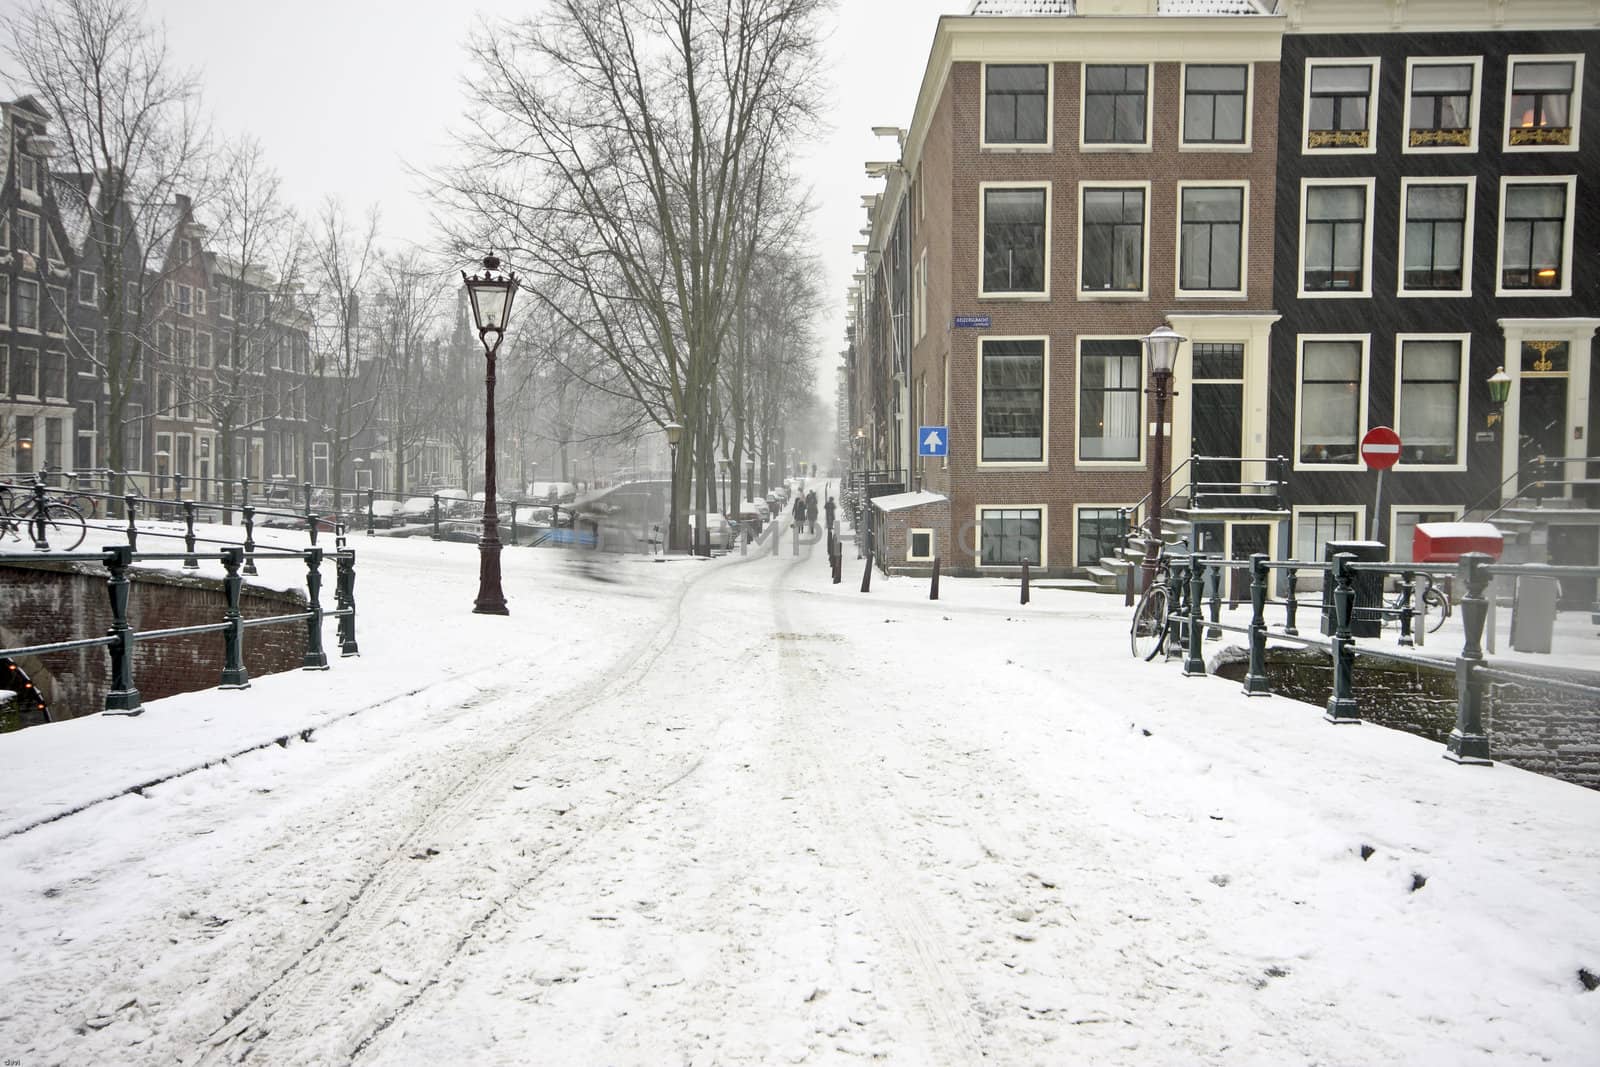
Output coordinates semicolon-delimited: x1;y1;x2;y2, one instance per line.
38;503;87;551
1131;586;1171;661
1423;585;1450;633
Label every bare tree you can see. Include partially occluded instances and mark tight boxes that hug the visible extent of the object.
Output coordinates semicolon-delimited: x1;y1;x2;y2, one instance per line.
307;198;381;490
370;250;448;496
4;0;208;495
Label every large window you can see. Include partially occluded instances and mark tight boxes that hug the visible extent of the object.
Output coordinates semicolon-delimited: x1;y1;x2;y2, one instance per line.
1080;186;1145;293
0;276;7;326
1077;507;1127;567
1506;56;1580;149
1295;510;1359;561
1183;65;1248;145
1305;62;1376;150
11;346;39;397
980;338;1045;463
1298;338;1364;465
1079;339;1142;462
1400;181;1470;293
45;285;66;336
1396;337;1464;466
981;186;1048;295
980;508;1042;566
985;64;1049;146
1178;186;1244;292
16;212;40;256
1083;65;1147;145
1301;182;1370;295
1499;179;1572;293
1407;60;1477;149
42;350;66;400
15;279;39;331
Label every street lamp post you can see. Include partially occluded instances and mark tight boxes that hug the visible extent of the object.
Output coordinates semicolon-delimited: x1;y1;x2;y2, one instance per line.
462;255;521;616
665;421;683;553
1141;325;1186;594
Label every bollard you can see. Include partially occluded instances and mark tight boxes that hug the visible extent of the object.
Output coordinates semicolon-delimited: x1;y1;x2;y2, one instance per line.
1444;553;1494;765
861;550;873;593
1207;562;1223;639
173;472;185;512
242;505;259;576
431;495;442;540
305;488;319;547
832;541;842;584
1020;559;1030;605
102;545;143;714
930;557;941;601
366;489;376;537
793;522;800;557
302;548;330;670
336;549;359;657
239;477;250;510
1396;570;1416;647
124;494;140;552
1325;552;1359;723
30;481;50;550
1283;570;1300;636
220;547;250;689
1184;556;1207;676
1243;553;1271;696
183;500;199;568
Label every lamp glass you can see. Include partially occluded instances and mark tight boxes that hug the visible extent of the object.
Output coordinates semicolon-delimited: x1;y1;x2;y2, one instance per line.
1142;325;1185;377
463;256;519;335
665;421;683;446
1487;366;1513;406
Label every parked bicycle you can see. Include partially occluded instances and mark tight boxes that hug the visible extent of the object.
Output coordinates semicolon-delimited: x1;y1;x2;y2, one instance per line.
1130;536;1188;660
1386;574;1451;634
0;481;88;551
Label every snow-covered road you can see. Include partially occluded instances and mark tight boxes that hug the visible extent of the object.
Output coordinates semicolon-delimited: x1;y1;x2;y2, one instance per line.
3;502;1598;1065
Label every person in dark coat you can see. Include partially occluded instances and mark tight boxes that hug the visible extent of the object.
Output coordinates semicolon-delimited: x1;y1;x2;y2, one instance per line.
792;494;805;527
824;495;836;533
804;490;818;533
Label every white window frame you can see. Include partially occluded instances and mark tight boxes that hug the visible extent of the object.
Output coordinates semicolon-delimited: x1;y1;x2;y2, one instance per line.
1174;180;1250;300
42;349;67;401
14;279;40;333
975;504;1049;570
1297;177;1376;300
906;527;935;563
1503;53;1584;153
978;181;1052;300
13;345;40;399
1076;180;1150;301
980;62;1054;152
17;210;41;256
1302;57;1381;155
195;287;206;316
1396;176;1475;299
0;275;8;327
1293;333;1371;473
976;334;1050;469
44;285;67;337
1392;333;1470;473
1402;56;1483;155
1073;503;1135;570
1292;505;1365;563
1178;62;1253;152
1079;62;1153;153
77;270;97;306
1495;175;1576;298
916;249;928;342
1075;335;1146;469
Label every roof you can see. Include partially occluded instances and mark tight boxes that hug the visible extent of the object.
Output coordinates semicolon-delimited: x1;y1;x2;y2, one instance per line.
870;490;948;513
51;175;93;253
968;0;1276;13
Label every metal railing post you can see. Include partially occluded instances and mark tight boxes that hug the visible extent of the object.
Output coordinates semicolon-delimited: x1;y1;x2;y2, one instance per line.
366;489;376;537
302;547;330;670
431;494;441;540
1397;570;1416;647
220;547;249;689
1207;561;1223;638
1283;569;1300;636
930;556;940;600
1244;553;1271;696
242;505;259;576
1183;556;1207;676
336;548;359;657
103;545;143;714
1326;552;1360;723
30;480;50;550
1445;552;1494;764
183;500;199;568
124;494;140;552
304;481;318;547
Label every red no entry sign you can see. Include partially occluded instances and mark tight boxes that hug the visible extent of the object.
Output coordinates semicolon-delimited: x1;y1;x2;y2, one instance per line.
1360;426;1402;470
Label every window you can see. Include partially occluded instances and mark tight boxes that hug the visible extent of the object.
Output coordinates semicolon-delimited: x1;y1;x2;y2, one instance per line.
1080;186;1146;294
44;418;63;471
1295;510;1359;561
12;346;39;397
178;238;192;263
157;323;173;360
1178;185;1245;293
14;416;34;473
176;326;193;366
177;285;192;316
981;186;1048;296
980;508;1042;566
0;275;8;326
45;285;66;336
1399;180;1472;294
1083;65;1148;146
78;327;97;362
1306;61;1379;151
19;154;40;192
1498;178;1574;294
219;285;233;319
916;250;927;342
1506;56;1581;149
46;229;63;266
195;288;206;316
1183;65;1248;145
1079;339;1142;462
42;350;66;400
312;441;330;486
0;346;7;394
78;270;97;306
980;337;1045;463
1393;510;1460;563
124;404;144;470
1300;181;1372;296
1406;59;1479;150
907;529;934;562
16;211;40;255
163;280;175;308
1395;337;1465;467
197;331;212;369
15;279;39;331
984;64;1049;146
1297;338;1366;466
1077;507;1127;567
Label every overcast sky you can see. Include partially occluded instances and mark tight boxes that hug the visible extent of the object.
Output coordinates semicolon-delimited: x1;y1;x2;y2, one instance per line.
131;0;970;399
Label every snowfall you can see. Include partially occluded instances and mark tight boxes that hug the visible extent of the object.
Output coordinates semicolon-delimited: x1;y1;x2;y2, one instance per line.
2;482;1598;1067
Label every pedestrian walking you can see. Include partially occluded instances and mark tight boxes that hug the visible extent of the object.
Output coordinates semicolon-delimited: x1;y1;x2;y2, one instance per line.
804;490;818;534
792;494;805;528
824;494;836;532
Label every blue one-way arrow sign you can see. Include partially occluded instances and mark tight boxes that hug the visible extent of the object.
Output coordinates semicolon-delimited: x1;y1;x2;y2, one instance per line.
918;426;949;457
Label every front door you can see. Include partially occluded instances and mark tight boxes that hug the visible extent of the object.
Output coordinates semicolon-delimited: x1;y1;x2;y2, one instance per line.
1228;522;1271;604
1190;343;1245;506
1519;377;1567;497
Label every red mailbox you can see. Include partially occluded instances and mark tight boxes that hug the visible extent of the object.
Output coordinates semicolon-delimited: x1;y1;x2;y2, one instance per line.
1413;521;1504;563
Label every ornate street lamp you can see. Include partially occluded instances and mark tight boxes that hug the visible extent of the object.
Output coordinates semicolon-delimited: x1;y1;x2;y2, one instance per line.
664;421;683;553
1486;366;1513;427
1141;324;1186;593
462;254;520;615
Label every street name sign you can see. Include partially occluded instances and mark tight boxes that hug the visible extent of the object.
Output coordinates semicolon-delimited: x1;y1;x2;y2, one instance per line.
953;315;991;329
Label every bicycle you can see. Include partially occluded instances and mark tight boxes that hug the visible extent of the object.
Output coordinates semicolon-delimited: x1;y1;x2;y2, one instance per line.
1387;574;1451;634
0;481;88;551
1130;536;1188;660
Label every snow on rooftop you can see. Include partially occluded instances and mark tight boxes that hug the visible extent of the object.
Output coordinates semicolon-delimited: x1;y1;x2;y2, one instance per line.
968;0;1276;14
870;489;947;512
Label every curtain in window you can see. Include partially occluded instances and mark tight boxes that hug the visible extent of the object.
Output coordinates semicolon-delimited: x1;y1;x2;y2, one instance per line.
1300;341;1361;462
1398;340;1460;463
